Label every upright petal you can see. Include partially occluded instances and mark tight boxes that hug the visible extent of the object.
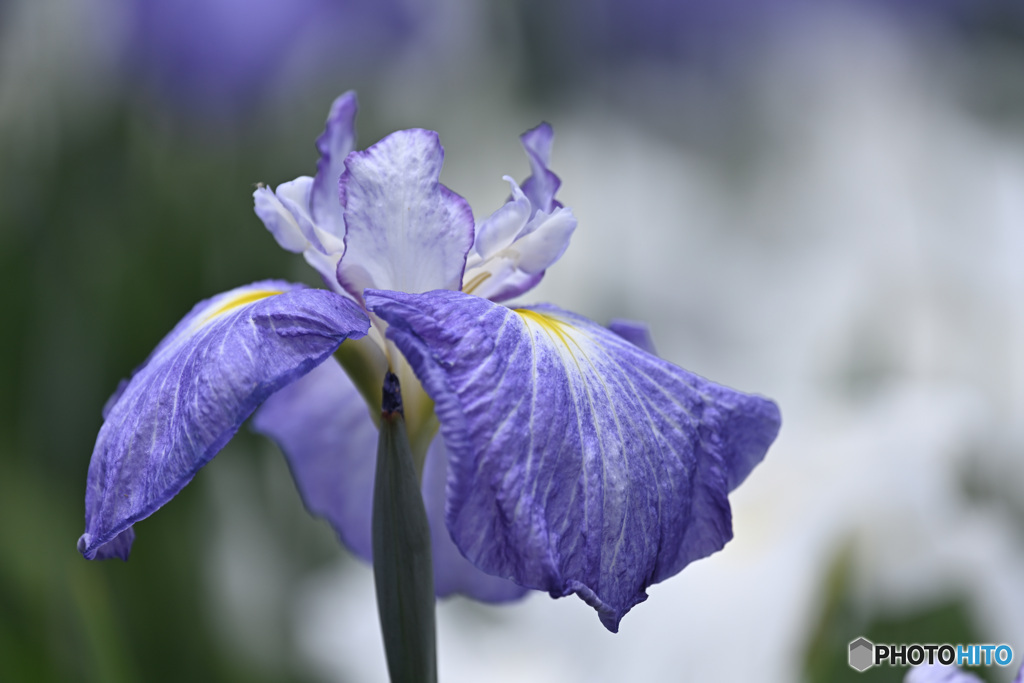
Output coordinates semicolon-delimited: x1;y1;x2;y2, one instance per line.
254;353;530;602
78;282;370;560
519;123;561;215
253;184;310;253
311;91;358;238
337;129;474;302
464;177;576;303
462;127;575;303
366;289;780;632
254;176;348;292
471;180;531;261
509;207;576;275
254;177;323;253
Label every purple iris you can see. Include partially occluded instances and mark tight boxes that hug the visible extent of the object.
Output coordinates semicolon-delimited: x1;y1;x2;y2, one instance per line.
78;91;781;632
905;663;1023;683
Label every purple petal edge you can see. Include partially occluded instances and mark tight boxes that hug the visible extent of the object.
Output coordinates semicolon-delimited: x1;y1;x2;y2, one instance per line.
311;91;358;235
365;289;780;632
78;284;369;560
519;122;562;215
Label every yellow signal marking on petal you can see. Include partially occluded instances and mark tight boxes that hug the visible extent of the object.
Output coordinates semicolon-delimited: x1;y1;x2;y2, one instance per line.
514;309;590;371
202;289;283;323
515;309;573;346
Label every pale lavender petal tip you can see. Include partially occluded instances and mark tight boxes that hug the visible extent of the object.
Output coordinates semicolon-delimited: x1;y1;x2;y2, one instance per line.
472;123;570;303
253;185;309;253
311;91;358;234
78;283;370;560
521;122;554;166
366;289;780;632
519;122;561;215
338;129;474;300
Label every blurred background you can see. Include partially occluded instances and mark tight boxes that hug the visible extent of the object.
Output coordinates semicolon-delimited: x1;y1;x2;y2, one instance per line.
2;0;1024;681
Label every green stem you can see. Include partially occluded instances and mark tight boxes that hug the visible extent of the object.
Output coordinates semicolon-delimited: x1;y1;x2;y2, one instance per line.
372;372;438;683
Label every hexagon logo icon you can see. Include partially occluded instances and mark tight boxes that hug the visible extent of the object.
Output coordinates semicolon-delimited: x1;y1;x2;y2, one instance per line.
849;637;874;672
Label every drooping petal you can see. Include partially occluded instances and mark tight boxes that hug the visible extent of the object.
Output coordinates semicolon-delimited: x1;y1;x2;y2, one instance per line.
337;129;474;302
310;91;358;238
366;289;780;632
422;436;530;602
89;525;135;561
519;123;561;215
78;282;370;560
252;353;378;562
608;319;658;357
253;353;529;602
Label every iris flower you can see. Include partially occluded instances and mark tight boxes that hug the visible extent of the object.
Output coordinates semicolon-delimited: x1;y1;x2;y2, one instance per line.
78;92;781;632
905;663;1023;683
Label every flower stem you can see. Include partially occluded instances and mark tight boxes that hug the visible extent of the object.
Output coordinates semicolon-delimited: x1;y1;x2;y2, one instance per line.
372;372;438;683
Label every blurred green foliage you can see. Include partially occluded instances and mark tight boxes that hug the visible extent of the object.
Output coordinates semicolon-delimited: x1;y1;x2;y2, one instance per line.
803;542;992;683
0;103;335;682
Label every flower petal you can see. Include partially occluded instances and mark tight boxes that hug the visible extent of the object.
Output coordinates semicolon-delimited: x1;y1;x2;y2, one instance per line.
423;435;530;602
462;128;574;303
511;206;577;275
252;353;378;562
77;282;370;560
88;525;135;561
905;664;985;683
337;129;474;302
253;353;529;602
473;268;545;304
464;177;575;303
254;176;348;292
253;182;312;254
607;320;658;358
310;91;358;239
366;289;780;632
519;123;561;215
471;178;531;262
